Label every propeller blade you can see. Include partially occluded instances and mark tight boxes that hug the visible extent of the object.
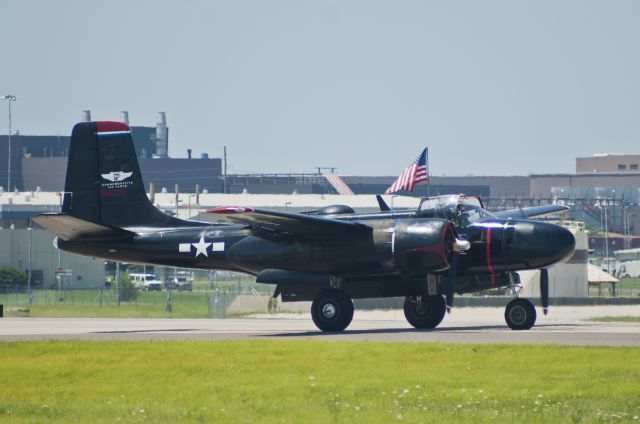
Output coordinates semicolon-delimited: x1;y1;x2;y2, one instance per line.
446;252;458;313
540;268;549;315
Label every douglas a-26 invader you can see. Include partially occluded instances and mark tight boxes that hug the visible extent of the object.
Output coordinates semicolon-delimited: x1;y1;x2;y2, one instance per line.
35;122;576;332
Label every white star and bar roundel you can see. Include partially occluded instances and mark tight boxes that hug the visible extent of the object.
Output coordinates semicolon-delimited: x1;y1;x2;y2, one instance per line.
178;236;225;257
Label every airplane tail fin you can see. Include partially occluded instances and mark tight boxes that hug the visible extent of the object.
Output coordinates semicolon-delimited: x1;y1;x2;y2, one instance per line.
62;121;181;228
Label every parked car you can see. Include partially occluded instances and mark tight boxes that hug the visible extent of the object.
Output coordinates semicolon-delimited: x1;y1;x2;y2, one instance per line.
164;276;193;291
129;273;163;291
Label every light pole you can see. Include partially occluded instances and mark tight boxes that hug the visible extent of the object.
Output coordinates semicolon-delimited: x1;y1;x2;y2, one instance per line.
1;95;16;191
603;198;608;270
188;194;197;218
27;218;32;305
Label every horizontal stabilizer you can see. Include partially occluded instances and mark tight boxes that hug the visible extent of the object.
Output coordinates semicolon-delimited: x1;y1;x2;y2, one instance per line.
33;213;134;241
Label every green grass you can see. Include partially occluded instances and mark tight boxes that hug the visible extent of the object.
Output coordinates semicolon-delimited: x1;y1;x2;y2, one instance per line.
0;278;273;318
0;289;237;318
587;316;640;323
590;277;640;297
618;278;640;290
0;341;639;423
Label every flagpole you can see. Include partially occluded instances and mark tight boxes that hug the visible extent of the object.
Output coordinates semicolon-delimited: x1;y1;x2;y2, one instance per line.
426;147;430;199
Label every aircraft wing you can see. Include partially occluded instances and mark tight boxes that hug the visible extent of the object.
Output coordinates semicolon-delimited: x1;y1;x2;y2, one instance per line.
493;204;569;219
33;213;134;241
208;207;371;240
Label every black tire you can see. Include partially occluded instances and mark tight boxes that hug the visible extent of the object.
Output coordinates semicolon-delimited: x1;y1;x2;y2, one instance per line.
403;295;446;329
505;298;537;330
311;289;354;332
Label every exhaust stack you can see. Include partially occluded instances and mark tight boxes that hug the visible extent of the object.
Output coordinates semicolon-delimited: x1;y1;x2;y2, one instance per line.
155;112;168;158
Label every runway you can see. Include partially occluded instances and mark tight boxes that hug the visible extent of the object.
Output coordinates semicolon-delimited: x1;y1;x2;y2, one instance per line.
1;306;639;346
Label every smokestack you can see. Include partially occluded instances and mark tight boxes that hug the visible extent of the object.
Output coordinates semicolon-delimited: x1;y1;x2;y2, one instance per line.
149;182;155;204
82;110;92;122
156;112;168;158
120;111;129;125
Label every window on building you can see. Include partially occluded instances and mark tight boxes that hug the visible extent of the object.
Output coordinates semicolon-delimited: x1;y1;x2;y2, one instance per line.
631;164;638;170
618;164;627;170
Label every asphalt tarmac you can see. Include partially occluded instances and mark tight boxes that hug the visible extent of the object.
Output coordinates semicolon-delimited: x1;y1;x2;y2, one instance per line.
0;306;638;346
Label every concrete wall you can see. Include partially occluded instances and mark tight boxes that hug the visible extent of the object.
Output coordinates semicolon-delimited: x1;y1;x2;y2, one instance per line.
21;158;67;191
0;229;105;289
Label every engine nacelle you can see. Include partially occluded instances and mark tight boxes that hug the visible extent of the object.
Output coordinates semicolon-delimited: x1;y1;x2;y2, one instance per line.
393;218;453;274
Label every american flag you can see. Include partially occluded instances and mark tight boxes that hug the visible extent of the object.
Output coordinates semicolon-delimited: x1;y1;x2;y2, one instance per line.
384;148;429;194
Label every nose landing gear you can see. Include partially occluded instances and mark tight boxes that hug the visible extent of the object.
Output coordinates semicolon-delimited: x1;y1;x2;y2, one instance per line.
504;298;537;330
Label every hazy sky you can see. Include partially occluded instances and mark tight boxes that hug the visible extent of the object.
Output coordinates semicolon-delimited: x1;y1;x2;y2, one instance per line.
2;0;639;176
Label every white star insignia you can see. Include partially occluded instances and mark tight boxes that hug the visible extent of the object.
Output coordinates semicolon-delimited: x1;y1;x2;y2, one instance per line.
192;236;212;257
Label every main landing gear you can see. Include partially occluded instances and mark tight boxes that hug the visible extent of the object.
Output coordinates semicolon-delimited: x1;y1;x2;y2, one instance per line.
403;295;446;329
311;289;354;332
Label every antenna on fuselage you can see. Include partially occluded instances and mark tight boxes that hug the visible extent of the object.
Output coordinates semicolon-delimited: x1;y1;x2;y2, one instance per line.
376;195;390;212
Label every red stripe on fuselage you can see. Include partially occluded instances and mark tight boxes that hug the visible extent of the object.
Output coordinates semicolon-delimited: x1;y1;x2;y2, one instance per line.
486;227;495;287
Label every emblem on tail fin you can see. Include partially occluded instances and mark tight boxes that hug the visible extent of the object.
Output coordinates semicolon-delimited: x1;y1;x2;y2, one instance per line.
101;172;133;182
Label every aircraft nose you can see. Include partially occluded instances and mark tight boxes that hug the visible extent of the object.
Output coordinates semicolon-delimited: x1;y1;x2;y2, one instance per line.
543;223;576;264
509;221;576;269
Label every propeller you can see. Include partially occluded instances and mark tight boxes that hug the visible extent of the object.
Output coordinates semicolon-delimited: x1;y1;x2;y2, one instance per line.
444;221;468;313
540;268;549;315
446;251;458;313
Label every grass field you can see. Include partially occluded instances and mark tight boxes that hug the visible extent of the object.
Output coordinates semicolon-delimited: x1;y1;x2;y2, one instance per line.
587;316;640;323
618;278;640;290
0;341;639;423
0;289;241;318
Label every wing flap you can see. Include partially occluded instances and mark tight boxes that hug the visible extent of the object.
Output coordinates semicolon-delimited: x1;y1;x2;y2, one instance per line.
208;207;370;239
33;213;134;241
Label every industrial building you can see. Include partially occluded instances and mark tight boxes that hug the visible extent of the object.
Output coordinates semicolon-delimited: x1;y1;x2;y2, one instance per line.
0;111;222;193
576;153;640;174
0;228;104;289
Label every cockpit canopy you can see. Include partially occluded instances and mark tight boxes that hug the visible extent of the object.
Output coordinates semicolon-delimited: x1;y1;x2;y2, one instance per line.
417;194;495;227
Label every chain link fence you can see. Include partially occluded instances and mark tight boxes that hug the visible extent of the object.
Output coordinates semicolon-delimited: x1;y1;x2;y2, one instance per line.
0;275;276;318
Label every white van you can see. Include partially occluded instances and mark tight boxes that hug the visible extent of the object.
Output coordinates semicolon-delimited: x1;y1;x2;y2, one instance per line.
614;248;640;278
129;273;163;291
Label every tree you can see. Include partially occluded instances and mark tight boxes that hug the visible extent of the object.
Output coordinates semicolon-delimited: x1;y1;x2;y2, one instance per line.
114;272;138;302
0;266;27;287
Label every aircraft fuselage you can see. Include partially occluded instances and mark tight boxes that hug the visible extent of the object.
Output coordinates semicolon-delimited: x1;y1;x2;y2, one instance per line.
58;213;575;291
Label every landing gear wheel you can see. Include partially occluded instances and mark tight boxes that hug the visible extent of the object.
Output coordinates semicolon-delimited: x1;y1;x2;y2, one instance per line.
505;298;537;330
403;295;446;329
311;289;354;332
